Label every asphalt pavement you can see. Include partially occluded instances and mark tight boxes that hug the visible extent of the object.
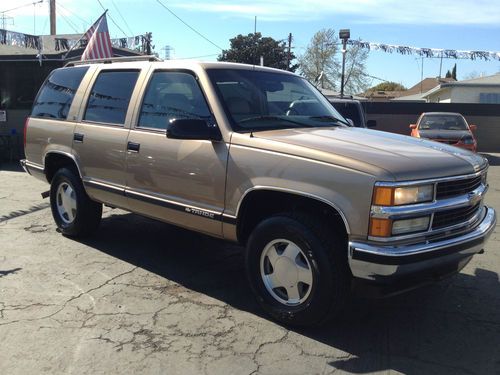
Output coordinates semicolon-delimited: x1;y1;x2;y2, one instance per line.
0;155;499;375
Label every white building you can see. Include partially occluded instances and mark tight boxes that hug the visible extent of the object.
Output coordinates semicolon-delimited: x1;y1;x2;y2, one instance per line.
422;74;500;104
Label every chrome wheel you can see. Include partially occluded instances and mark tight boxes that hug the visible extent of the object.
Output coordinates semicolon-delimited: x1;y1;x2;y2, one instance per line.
56;182;77;224
260;239;314;306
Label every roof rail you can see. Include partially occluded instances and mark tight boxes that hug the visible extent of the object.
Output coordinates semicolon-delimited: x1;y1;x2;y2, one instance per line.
64;55;162;67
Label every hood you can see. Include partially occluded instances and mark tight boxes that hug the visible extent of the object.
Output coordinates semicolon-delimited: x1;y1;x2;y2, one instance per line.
249;127;487;181
418;129;472;141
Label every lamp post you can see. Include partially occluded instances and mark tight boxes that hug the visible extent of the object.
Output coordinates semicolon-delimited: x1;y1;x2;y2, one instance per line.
339;29;350;98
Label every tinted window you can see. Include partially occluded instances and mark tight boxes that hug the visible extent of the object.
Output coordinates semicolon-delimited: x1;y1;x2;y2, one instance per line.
331;102;362;127
207;69;346;132
31;67;89;119
138;71;211;130
84;70;139;125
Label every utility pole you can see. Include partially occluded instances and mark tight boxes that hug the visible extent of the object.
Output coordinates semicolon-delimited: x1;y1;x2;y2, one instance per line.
286;33;292;71
1;13;14;30
50;0;56;35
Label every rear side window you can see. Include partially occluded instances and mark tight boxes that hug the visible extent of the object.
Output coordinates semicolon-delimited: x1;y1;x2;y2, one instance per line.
31;67;89;119
84;70;139;125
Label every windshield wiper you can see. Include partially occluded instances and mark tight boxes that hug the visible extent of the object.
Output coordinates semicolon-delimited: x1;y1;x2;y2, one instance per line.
308;116;349;126
238;115;310;127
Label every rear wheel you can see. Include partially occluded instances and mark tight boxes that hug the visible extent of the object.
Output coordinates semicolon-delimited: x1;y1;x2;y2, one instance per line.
245;213;350;327
50;168;102;237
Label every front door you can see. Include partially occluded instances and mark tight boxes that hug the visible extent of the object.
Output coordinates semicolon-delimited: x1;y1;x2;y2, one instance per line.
125;70;228;237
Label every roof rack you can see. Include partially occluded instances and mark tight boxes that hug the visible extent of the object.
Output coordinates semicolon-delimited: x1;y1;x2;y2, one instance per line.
65;55;162;67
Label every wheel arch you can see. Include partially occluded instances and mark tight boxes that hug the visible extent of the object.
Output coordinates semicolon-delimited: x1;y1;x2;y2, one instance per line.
44;151;83;183
235;187;350;244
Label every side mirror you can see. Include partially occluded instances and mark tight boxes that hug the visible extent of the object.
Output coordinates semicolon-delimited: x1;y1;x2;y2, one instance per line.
346;118;355;127
366;120;377;128
167;118;222;141
409;124;417;129
469;124;477;131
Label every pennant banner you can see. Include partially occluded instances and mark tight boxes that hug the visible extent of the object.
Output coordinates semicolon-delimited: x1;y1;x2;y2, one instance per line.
0;28;147;53
348;40;500;61
0;29;41;50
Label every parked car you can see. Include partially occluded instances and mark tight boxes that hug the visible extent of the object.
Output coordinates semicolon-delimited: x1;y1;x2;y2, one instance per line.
328;97;377;128
21;58;496;327
410;112;478;152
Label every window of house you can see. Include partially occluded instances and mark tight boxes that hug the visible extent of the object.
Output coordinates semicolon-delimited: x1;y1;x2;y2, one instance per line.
479;93;500;104
31;67;89;119
138;71;211;130
84;70;139;125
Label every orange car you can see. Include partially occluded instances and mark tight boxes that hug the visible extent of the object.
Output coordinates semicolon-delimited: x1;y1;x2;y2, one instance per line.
410;112;477;152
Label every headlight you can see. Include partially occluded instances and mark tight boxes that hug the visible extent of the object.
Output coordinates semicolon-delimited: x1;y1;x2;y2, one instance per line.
392;216;430;235
373;184;434;206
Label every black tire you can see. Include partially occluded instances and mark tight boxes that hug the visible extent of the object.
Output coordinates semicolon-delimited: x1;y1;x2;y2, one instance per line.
50;167;102;237
245;213;350;327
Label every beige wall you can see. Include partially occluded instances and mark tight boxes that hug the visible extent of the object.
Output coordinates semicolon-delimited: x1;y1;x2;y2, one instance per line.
427;86;500;103
427;88;451;103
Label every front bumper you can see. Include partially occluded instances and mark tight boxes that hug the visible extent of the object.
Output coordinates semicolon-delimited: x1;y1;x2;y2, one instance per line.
349;206;496;285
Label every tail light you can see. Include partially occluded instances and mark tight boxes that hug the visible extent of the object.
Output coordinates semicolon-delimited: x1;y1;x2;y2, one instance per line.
23;117;29;149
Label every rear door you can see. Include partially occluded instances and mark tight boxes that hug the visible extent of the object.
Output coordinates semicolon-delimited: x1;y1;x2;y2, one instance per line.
72;67;144;208
124;69;229;237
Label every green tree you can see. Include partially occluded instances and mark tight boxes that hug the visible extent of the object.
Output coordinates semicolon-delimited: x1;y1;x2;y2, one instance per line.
343;41;370;94
369;82;407;91
445;70;452;78
298;30;370;94
298;29;339;90
452;63;457;80
218;33;298;72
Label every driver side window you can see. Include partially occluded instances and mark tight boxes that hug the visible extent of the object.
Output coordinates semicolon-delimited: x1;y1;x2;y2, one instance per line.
138;71;211;130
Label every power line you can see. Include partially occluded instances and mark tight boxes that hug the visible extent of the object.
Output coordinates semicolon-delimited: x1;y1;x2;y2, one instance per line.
110;0;134;36
155;0;223;51
1;0;43;14
57;2;91;27
59;10;80;33
95;0;129;37
177;53;220;60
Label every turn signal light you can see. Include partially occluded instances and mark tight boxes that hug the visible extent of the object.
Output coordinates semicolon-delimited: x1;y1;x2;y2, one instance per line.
372;186;394;206
369;218;392;237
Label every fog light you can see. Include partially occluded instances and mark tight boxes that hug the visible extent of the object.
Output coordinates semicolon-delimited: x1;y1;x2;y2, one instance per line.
392;216;430;235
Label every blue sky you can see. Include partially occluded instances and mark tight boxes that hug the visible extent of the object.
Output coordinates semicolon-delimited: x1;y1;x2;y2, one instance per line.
3;0;500;88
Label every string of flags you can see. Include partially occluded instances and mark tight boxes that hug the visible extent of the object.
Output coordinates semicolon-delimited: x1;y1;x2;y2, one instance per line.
348;40;500;61
0;28;148;54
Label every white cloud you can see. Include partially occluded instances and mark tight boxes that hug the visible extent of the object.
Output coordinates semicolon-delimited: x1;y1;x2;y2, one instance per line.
170;0;500;25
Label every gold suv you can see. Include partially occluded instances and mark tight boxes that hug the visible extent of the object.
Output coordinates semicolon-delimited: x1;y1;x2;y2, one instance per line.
21;57;496;326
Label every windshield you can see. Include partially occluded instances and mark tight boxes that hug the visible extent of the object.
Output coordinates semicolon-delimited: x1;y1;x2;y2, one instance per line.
419;114;469;131
207;69;348;132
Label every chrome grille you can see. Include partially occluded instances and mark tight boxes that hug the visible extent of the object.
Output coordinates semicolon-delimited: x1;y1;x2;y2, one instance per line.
436;175;482;199
432;203;481;230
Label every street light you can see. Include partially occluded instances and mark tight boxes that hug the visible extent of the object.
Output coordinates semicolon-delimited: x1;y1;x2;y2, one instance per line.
339;29;350;98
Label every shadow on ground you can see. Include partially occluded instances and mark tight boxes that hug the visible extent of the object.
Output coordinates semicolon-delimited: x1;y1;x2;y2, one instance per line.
0;161;24;172
76;212;500;374
481;153;500;166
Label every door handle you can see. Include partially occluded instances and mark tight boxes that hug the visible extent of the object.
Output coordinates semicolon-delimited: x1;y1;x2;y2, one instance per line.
73;133;84;143
127;141;140;152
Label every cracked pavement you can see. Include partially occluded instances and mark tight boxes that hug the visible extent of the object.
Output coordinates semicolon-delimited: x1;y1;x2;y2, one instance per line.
0;157;499;375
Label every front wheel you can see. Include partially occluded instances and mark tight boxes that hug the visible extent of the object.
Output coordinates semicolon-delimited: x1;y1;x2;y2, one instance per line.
245;214;350;327
50;167;102;237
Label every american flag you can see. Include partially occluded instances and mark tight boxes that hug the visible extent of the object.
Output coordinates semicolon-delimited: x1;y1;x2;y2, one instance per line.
81;13;113;60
